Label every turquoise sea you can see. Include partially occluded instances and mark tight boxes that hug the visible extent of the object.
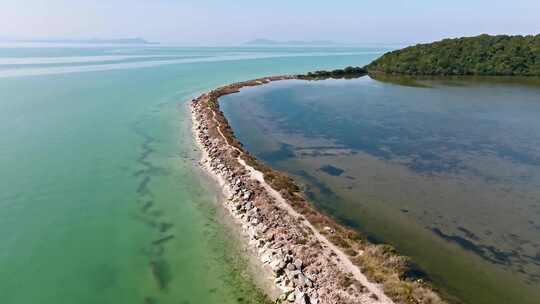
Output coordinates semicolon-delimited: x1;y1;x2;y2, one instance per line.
0;44;386;304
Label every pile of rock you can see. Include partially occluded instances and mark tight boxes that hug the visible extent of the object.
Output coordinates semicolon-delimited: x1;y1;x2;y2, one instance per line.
191;93;384;304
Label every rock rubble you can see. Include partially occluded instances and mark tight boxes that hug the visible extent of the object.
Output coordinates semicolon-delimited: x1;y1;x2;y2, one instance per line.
191;88;390;304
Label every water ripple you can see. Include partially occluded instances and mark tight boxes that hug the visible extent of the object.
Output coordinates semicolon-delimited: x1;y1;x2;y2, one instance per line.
0;51;381;78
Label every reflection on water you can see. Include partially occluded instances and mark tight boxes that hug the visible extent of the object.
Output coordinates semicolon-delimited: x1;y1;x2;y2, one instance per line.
220;76;540;304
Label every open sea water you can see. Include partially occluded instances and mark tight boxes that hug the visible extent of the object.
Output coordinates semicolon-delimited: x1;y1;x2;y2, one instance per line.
0;43;386;304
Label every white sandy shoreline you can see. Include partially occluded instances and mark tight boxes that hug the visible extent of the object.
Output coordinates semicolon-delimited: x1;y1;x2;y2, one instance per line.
190;105;282;299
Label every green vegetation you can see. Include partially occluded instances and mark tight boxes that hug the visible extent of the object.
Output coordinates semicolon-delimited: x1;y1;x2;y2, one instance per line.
301;66;367;79
368;34;540;76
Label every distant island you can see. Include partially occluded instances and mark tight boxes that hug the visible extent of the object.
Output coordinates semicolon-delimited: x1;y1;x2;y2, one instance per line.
3;37;158;45
367;34;540;76
245;38;338;46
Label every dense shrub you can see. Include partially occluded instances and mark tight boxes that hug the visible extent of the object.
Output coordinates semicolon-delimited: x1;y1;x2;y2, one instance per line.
303;66;367;79
368;34;540;76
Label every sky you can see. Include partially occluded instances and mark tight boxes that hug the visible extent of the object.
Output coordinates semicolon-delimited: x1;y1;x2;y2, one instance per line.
1;0;539;45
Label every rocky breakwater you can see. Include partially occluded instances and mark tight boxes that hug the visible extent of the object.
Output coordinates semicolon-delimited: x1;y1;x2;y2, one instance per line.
190;78;396;304
190;75;445;304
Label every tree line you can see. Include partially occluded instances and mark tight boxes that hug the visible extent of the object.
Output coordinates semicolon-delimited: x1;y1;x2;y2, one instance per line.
367;34;540;76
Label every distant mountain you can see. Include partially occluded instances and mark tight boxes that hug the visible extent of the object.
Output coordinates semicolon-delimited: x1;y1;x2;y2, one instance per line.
245;39;338;46
3;37;158;44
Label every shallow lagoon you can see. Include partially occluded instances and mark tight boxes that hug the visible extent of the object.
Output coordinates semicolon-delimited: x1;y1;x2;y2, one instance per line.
220;76;540;304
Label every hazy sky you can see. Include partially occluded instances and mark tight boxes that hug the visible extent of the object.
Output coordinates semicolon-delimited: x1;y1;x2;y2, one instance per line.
2;0;539;45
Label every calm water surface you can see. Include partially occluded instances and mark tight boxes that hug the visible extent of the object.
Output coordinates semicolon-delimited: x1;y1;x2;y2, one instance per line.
220;76;540;304
0;44;386;304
